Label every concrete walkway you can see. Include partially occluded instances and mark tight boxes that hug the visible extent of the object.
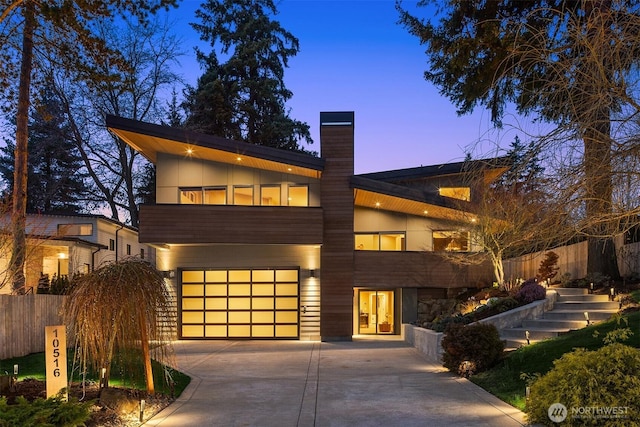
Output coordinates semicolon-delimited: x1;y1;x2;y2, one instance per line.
145;338;528;427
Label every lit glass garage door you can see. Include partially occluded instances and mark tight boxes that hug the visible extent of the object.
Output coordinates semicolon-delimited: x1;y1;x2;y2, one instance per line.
180;269;299;339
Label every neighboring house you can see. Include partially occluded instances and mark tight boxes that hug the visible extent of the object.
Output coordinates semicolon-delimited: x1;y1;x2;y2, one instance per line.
107;112;502;341
0;213;154;294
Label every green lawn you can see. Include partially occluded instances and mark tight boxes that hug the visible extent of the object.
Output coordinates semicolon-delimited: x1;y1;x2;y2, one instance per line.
470;310;640;410
0;348;191;397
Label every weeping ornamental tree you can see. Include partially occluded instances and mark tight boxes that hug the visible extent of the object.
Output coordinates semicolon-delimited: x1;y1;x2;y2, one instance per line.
63;258;173;394
398;0;640;279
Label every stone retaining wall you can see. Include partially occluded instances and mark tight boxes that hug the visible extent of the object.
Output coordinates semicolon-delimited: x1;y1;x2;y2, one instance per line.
404;290;558;363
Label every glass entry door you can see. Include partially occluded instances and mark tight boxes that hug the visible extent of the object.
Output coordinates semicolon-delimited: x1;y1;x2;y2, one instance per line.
358;290;394;334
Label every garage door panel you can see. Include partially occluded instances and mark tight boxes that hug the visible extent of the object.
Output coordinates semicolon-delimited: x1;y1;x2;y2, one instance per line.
206;284;227;296
206;325;227;337
180;268;299;339
182;325;204;337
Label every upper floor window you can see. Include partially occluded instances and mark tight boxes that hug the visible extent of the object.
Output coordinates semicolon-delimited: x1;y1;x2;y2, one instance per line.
57;223;93;236
288;185;308;207
109;239;115;251
233;186;254;205
178;184;309;207
126;244;131;256
204;187;227;204
439;187;470;201
355;233;405;251
180;188;203;204
261;185;281;206
433;230;470;252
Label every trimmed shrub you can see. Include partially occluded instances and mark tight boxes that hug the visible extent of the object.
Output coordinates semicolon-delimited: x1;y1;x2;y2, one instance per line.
515;279;546;304
537;251;559;282
526;343;640;426
441;323;504;377
0;396;93;426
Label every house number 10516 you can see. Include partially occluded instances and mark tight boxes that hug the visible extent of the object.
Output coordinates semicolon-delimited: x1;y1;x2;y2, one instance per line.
45;325;67;400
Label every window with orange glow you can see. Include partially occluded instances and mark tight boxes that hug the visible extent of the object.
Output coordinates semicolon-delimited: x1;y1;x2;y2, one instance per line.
438;187;470;201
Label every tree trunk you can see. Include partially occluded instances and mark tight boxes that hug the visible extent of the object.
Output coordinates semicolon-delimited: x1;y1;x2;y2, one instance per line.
10;0;35;293
583;126;619;279
139;310;155;394
581;1;619;280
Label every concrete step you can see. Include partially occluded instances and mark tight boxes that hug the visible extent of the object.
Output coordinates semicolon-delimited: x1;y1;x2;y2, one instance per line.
500;327;562;340
554;287;588;296
554;301;619;310
557;293;610;302
504;338;549;349
522;318;590;330
543;310;616;321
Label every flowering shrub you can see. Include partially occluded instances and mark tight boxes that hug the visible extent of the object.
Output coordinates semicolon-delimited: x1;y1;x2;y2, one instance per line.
515;279;546;304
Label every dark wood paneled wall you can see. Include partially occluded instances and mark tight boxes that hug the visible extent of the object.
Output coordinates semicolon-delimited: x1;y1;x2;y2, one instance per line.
354;251;493;289
319;112;355;341
139;205;323;245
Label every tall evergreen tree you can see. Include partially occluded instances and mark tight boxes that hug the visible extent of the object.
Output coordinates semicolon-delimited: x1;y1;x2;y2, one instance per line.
0;84;87;214
184;0;313;152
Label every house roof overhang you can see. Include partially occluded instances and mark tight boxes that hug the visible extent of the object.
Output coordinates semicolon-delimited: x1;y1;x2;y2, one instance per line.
357;157;510;186
106;115;325;179
27;234;109;250
351;176;475;222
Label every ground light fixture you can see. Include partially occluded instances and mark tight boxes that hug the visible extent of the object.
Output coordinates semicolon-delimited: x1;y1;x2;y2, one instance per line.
584;311;590;326
140;399;146;422
525;330;530;345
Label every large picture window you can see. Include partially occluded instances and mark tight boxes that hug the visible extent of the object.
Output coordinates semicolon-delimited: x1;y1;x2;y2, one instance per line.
433;231;470;252
355;233;405;251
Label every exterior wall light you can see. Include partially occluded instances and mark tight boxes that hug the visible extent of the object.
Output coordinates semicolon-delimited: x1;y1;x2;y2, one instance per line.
309;269;316;278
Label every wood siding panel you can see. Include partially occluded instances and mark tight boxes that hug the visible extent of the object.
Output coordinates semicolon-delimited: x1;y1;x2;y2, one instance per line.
320;115;355;340
354;251;493;289
139;205;323;245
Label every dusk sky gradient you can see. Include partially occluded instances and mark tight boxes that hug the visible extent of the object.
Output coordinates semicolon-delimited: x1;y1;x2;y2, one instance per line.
172;0;531;173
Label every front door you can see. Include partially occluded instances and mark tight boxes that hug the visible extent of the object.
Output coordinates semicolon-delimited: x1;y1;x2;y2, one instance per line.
358;290;394;334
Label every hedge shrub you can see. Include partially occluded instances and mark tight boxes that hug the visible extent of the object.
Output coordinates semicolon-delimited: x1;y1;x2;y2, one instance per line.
526;343;640;426
441;323;504;377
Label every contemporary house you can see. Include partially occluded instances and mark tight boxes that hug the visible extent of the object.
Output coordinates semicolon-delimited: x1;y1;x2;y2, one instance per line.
0;213;154;294
107;112;499;341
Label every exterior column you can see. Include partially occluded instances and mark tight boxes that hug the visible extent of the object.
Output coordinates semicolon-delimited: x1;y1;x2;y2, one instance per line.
319;112;355;341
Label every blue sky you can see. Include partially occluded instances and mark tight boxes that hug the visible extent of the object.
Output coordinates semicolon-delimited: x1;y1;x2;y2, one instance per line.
173;0;526;173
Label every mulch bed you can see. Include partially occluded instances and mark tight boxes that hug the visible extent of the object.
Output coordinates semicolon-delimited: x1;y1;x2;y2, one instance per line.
3;378;172;426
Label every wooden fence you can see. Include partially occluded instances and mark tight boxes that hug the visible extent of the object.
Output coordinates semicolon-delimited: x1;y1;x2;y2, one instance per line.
0;294;67;360
504;238;640;282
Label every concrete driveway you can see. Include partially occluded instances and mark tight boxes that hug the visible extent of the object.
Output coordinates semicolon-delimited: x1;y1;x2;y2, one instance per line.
144;338;528;427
